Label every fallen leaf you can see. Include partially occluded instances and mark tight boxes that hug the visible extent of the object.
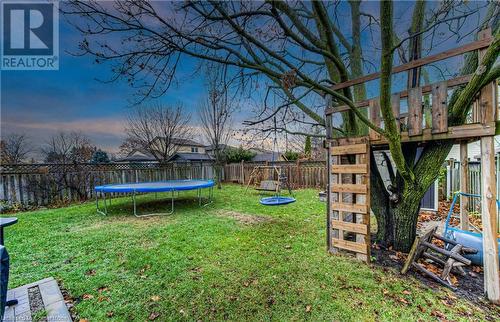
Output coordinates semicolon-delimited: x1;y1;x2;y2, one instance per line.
398;297;409;305
84;269;96;276
148;312;160;320
97;295;109;302
305;305;312;313
106;311;114;318
402;290;411;295
151;295;161;302
79;320;89;322
82;294;94;300
431;310;446;319
98;286;109;293
417;305;426;313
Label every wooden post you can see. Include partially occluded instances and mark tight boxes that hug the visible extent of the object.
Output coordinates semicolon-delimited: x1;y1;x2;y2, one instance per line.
480;136;500;304
296;159;301;187
325;98;333;252
240;160;244;184
459;142;469;230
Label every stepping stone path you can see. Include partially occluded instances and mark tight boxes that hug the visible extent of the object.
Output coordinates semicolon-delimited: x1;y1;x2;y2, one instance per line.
3;277;71;321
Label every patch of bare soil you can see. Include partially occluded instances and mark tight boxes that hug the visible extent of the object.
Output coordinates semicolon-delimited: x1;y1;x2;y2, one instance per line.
215;210;272;225
371;202;500;321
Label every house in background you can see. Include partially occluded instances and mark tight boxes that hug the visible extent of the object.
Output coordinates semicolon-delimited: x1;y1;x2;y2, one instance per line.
446;136;500;161
247;147;286;162
205;144;232;157
251;151;286;162
115;150;156;163
167;153;213;162
116;137;209;163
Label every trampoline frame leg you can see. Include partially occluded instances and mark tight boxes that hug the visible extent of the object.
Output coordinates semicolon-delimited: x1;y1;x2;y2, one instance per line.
96;192;107;216
201;186;214;207
133;190;175;217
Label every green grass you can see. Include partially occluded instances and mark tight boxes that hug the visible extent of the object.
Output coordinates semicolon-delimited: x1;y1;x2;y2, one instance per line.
2;185;496;321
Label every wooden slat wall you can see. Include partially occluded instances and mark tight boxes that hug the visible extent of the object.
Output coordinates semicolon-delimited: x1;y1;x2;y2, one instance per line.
329;137;371;262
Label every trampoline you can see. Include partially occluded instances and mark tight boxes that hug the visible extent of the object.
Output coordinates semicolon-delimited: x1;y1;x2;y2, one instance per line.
94;180;214;217
260;196;296;206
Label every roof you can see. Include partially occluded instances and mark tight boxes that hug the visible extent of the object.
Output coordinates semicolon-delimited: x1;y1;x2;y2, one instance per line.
154;137;205;147
205;144;233;151
251;152;283;162
115;150;157;162
167;153;213;162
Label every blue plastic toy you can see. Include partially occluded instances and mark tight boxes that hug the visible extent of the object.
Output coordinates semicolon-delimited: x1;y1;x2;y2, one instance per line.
443;191;500;266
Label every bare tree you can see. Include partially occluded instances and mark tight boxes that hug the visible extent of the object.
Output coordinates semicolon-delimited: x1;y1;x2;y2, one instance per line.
125;103;192;163
199;65;236;189
34;131;96;200
63;1;500;251
41;131;94;164
118;136;143;157
0;133;33;164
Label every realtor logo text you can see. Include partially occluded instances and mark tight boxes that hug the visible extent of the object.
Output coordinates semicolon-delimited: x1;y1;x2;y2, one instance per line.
1;1;59;70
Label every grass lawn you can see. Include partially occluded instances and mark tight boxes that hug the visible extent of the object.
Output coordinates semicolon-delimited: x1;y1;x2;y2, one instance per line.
3;184;497;321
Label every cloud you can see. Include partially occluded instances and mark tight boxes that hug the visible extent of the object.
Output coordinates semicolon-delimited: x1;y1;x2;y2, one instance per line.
8;117;126;135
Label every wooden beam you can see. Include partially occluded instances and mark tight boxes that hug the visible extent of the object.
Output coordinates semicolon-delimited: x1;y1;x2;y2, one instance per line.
331;238;368;254
331;220;368;235
332;164;368;174
459;142;469;231
332;183;367;194
331;37;492;91
369;99;381;140
478;30;496;125
330;143;367;156
408;87;423;136
331;202;368;214
368;122;496;145
480;136;500;304
431;81;448;134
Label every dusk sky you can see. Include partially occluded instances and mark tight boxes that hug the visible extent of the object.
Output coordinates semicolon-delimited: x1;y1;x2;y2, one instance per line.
1;13;215;154
0;1;488;158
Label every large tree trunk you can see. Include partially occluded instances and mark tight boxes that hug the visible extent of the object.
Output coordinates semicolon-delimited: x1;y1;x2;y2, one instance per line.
392;189;423;251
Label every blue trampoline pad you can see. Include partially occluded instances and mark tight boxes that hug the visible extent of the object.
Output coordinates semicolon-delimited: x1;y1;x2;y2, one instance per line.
260;196;296;206
95;180;215;193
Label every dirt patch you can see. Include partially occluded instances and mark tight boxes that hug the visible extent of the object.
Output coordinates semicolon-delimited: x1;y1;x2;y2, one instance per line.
371;244;499;319
216;210;272;225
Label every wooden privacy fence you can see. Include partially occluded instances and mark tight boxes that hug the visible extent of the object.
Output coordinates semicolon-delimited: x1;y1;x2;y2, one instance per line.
223;161;327;188
0;162;215;206
1;161;328;206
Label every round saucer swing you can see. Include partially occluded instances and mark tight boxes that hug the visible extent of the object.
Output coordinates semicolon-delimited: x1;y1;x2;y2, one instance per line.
260;195;296;206
249;118;296;206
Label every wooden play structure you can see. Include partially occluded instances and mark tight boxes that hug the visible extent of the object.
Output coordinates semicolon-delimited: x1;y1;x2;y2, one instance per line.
324;29;500;303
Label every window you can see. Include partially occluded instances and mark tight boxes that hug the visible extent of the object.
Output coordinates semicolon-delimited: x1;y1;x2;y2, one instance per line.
191;147;198;153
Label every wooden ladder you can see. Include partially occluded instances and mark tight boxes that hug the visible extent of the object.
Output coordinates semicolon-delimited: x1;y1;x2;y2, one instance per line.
328;137;371;262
